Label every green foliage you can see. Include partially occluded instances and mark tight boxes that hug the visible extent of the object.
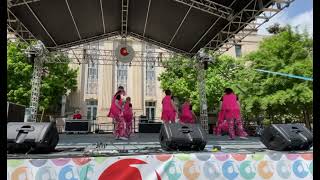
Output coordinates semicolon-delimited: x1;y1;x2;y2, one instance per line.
158;27;313;127
7;41;78;112
267;23;288;34
235;27;313;126
159;55;199;110
7;41;32;106
158;55;239;113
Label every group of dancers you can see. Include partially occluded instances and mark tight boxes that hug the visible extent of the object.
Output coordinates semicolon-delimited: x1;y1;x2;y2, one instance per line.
108;86;247;140
160;90;197;124
107;86;133;140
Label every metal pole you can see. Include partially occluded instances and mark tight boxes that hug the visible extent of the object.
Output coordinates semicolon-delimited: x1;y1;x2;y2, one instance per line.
29;56;44;122
197;62;208;132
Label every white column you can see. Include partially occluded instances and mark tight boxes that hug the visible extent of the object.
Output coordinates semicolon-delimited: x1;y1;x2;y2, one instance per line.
61;95;66;116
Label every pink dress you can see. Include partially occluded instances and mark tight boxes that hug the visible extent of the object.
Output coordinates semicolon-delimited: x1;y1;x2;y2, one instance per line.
107;92;122;118
218;93;247;138
220;93;241;120
161;95;176;123
215;111;228;135
123;102;133;137
108;92;125;138
180;102;194;124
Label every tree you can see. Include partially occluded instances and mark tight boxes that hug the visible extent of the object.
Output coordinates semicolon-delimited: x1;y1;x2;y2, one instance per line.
7;40;78;113
158;55;239;114
235;26;313;128
267;23;288;34
158;26;313;129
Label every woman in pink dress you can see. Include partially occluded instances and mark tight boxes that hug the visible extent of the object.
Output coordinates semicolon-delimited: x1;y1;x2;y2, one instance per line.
218;88;248;140
107;86;124;118
215;111;228;135
171;95;178;122
161;90;177;123
107;86;127;140
180;99;196;124
123;97;133;138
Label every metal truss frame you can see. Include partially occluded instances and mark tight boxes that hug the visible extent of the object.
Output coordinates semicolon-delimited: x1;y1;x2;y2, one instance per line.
7;9;37;44
65;0;82;40
99;0;106;34
47;48;176;67
173;0;233;20
121;0;129;37
204;0;294;55
25;2;58;46
29;56;44;122
189;0;238;52
142;0;152;37
130;32;191;55
7;0;293;127
7;0;40;8
196;62;209;132
169;3;193;45
7;0;293;56
47;31;120;51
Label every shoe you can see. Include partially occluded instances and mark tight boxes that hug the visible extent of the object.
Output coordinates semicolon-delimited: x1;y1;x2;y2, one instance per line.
239;136;248;140
115;136;120;140
228;137;234;140
120;137;128;140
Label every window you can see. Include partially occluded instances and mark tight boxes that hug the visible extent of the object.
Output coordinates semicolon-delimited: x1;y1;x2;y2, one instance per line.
113;41;129;91
117;63;128;90
85;43;99;94
86;100;98;120
145;44;156;96
145;101;156;121
235;44;242;57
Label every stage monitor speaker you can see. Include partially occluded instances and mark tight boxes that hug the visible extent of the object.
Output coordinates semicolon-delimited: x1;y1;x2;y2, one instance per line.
7;102;25;123
139;122;162;133
159;123;207;151
260;124;313;151
65;120;90;133
7;122;59;153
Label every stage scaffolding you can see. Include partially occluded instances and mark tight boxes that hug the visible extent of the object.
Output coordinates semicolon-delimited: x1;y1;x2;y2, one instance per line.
7;0;294;131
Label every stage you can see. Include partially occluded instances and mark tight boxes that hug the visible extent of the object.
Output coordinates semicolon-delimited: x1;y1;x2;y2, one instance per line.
7;133;313;180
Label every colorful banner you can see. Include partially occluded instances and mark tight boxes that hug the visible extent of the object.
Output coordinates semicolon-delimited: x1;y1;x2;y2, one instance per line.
8;152;313;180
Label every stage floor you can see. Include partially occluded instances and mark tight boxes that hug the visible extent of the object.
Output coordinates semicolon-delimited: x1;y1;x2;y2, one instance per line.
57;133;266;150
8;133;313;180
8;133;313;159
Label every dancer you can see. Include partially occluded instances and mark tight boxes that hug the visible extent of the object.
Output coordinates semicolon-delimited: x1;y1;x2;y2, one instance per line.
123;97;133;138
180;99;196;124
107;86;125;118
215;111;228;135
161;90;177;123
171;95;178;122
107;86;127;140
218;88;248;140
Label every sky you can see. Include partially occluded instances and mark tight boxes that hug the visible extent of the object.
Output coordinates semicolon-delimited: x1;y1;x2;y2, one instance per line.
257;0;313;36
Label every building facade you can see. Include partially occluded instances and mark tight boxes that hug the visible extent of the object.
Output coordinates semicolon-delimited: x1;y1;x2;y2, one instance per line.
65;33;266;126
65;38;167;126
224;32;266;58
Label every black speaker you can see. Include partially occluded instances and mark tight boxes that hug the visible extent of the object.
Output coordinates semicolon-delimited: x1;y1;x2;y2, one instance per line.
7;122;59;153
65;120;90;133
139;122;162;133
260;124;313;151
159;123;207;151
7;102;25;123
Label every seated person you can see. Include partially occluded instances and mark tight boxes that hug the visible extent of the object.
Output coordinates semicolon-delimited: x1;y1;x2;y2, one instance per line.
73;110;82;119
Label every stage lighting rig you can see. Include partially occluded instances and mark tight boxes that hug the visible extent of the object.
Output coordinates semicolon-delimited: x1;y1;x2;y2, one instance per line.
196;48;215;70
25;41;46;64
